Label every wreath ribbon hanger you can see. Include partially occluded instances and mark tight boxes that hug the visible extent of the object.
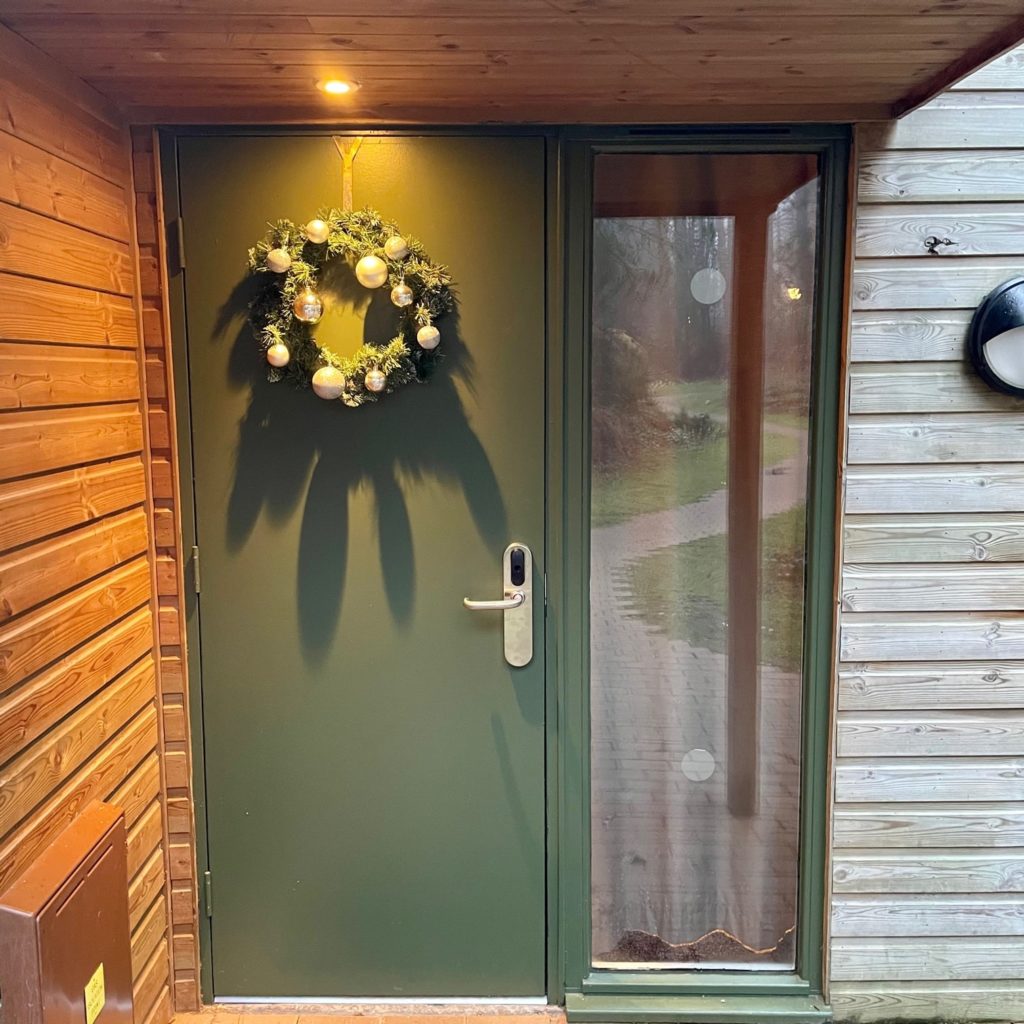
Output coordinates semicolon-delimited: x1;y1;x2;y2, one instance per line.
333;135;363;213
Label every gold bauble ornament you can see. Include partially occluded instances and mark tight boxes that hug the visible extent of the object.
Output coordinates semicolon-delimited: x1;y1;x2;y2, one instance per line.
293;288;323;323
384;235;409;260
364;368;387;393
390;282;414;308
265;248;291;273
266;343;290;367
311;366;345;400
355;254;388;289
305;218;329;244
417;324;441;350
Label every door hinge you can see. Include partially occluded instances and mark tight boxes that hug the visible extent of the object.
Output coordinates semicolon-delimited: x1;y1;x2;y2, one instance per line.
168;216;186;272
543;571;548;609
203;870;213;918
192;544;201;594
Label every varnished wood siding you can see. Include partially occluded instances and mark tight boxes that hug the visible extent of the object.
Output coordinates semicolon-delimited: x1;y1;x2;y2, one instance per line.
0;54;171;1024
832;45;1024;1022
129;127;200;1012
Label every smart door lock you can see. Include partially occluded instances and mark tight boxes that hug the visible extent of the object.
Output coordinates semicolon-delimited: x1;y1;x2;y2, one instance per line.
509;546;527;587
463;542;534;667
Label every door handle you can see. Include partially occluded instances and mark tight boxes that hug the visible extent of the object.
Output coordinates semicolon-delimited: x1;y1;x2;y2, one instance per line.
463;592;526;611
463;543;533;667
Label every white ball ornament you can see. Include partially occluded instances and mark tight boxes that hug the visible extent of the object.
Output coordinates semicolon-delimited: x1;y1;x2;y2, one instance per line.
265;248;291;273
292;287;323;323
384;235;409;261
390;282;414;308
305;219;329;245
417;324;441;350
355;254;388;289
266;343;290;367
311;366;345;400
365;368;387;393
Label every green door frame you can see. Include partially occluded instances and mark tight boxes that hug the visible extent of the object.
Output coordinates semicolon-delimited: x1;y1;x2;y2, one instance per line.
157;128;211;1001
548;126;850;1022
158;124;849;1011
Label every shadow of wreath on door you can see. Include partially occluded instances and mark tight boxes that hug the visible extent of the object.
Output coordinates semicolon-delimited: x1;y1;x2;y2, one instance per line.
210;271;509;668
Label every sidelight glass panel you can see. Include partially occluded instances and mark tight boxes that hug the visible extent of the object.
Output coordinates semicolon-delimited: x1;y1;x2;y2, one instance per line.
589;153;820;970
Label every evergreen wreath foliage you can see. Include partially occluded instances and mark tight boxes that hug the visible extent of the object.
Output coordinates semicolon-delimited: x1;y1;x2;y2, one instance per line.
247;207;455;407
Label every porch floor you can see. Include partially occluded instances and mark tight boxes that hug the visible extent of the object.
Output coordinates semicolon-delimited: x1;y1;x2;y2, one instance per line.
173;1009;567;1024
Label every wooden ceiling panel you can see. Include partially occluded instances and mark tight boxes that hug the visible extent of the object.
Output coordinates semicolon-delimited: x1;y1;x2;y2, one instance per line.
0;1;1022;124
3;0;1024;12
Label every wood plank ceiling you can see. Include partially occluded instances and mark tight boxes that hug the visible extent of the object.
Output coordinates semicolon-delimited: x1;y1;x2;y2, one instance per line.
0;1;1023;127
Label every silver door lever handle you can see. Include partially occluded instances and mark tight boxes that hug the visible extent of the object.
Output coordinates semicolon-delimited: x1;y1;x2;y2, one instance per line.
463;592;525;611
467;543;533;666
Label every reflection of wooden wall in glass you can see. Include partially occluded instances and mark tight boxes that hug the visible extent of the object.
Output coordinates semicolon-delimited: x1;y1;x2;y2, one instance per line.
590;153;820;969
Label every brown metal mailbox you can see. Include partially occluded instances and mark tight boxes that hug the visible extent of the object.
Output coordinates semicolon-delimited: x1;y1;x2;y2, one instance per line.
0;802;134;1024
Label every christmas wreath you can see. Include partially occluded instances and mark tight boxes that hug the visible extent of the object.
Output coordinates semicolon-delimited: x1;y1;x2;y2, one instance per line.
247;208;455;407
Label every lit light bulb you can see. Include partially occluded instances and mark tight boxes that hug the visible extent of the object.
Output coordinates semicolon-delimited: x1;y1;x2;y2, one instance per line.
318;79;356;96
785;286;802;301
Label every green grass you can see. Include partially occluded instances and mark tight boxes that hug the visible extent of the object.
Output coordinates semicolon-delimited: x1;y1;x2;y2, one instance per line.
652;380;808;433
591;432;798;528
652;379;727;417
625;506;808;672
763;411;809;431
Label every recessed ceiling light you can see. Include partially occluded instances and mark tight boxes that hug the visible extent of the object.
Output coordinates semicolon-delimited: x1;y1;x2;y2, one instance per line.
318;78;358;96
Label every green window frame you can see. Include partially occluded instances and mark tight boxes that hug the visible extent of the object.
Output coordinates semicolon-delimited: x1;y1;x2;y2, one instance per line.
545;127;850;1021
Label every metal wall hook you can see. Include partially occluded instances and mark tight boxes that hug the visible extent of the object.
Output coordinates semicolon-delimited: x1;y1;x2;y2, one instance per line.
924;235;955;255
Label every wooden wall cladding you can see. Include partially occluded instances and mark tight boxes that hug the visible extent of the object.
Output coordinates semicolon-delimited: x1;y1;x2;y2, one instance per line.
0;54;172;1024
129;126;200;1013
831;43;1024;1023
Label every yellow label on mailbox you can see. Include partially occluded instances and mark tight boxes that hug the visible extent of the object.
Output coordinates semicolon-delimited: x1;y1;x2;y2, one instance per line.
84;963;105;1024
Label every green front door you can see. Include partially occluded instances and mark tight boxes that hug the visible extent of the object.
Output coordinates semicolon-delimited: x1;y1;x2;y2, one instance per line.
175;134;547;998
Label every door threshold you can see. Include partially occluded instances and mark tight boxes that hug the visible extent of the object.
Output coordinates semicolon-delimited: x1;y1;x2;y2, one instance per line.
566;992;830;1024
208;997;559;1012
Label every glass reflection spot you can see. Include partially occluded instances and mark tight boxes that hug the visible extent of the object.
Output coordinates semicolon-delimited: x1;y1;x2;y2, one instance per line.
680;748;716;782
690;267;728;305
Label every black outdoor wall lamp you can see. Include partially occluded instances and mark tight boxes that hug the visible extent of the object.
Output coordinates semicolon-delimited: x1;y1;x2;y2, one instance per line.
969;277;1024;397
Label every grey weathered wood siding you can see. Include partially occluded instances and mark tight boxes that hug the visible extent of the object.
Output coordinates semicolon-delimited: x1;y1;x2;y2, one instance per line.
831;45;1024;1022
